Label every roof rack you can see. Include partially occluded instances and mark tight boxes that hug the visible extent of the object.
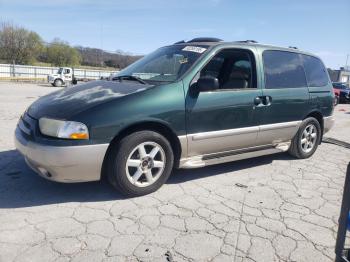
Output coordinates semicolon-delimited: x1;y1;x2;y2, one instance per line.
173;40;186;44
187;37;223;43
235;40;258;44
288;46;298;49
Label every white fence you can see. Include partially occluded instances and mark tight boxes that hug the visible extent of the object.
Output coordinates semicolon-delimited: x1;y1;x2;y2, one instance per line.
0;64;116;80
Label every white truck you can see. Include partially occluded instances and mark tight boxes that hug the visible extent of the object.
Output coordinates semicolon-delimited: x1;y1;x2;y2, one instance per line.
47;67;117;87
47;67;75;87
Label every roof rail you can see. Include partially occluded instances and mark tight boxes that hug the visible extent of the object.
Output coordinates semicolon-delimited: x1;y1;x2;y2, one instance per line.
235;40;258;44
289;46;298;49
187;37;223;43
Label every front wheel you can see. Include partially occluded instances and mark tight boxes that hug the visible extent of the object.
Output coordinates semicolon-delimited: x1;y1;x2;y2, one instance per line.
53;79;63;87
288;117;321;159
107;131;174;196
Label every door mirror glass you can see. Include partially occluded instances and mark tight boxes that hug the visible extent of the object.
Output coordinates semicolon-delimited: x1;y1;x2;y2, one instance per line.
197;76;219;92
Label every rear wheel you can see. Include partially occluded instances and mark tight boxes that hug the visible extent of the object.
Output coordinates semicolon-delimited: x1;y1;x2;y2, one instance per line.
334;95;339;106
107;131;174;196
288;117;321;159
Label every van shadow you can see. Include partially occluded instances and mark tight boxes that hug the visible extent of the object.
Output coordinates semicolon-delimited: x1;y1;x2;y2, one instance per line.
169;153;294;184
0;150;121;208
0;149;294;208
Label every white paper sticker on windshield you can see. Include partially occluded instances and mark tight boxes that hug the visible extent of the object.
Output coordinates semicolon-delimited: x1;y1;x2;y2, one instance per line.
182;46;207;53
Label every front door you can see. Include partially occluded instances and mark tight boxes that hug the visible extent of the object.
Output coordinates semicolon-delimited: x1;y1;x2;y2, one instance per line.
63;68;72;82
185;48;263;157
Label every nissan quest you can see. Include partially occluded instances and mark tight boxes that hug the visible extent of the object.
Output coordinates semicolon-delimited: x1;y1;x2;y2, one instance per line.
15;38;335;196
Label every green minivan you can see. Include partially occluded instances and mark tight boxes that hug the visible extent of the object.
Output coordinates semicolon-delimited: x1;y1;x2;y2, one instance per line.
15;38;335;196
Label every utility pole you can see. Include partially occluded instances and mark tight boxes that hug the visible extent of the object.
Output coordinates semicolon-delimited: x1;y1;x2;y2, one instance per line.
346;54;349;70
100;24;104;66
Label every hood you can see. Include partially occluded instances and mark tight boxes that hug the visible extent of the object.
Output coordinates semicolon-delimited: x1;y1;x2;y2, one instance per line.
27;80;153;119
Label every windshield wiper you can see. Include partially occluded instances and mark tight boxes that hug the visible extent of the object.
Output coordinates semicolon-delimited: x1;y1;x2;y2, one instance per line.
112;75;147;85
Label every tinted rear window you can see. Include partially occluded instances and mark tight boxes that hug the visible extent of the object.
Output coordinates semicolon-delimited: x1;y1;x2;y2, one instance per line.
302;55;329;87
263;50;307;89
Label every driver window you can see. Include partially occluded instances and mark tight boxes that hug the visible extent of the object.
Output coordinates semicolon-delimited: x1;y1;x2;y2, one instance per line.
64;69;70;74
200;49;256;89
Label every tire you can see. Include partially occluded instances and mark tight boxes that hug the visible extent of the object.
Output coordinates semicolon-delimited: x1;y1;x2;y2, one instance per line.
334;95;339;106
54;79;63;87
288;117;321;159
107;131;174;196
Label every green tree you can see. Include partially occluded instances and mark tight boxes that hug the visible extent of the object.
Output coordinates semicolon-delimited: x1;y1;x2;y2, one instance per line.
0;22;44;64
46;39;81;66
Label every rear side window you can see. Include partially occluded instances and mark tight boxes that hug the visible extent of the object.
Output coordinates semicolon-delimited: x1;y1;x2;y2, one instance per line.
263;50;307;89
302;55;329;87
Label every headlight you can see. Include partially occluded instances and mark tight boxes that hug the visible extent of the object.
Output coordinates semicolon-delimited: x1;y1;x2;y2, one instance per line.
39;118;89;139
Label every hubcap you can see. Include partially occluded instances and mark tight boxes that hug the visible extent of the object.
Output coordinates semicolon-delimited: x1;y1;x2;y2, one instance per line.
125;142;166;187
300;124;317;153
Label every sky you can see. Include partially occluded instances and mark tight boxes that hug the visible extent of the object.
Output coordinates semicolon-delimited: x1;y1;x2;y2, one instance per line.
0;0;349;69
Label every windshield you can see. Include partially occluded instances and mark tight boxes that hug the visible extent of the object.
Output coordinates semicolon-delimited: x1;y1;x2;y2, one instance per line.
57;68;63;74
116;45;209;83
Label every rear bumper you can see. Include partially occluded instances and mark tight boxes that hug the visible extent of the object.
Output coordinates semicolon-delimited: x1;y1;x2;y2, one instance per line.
14;129;109;183
324;115;335;134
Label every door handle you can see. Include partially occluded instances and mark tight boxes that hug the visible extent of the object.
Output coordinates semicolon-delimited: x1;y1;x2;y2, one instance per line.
253;96;272;107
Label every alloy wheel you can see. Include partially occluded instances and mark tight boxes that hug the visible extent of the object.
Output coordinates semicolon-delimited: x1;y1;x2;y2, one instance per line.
125;142;166;187
300;124;317;153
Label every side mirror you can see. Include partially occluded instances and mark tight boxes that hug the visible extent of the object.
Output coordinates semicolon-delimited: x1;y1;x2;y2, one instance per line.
197;76;219;92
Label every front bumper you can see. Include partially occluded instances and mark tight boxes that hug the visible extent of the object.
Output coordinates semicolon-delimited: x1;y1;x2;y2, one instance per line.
15;130;109;183
324;115;335;134
47;76;56;84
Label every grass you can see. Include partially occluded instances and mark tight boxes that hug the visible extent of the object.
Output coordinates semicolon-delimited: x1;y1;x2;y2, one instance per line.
0;77;46;82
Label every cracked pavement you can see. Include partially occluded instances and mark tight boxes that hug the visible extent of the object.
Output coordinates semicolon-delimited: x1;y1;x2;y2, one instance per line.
0;82;349;262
